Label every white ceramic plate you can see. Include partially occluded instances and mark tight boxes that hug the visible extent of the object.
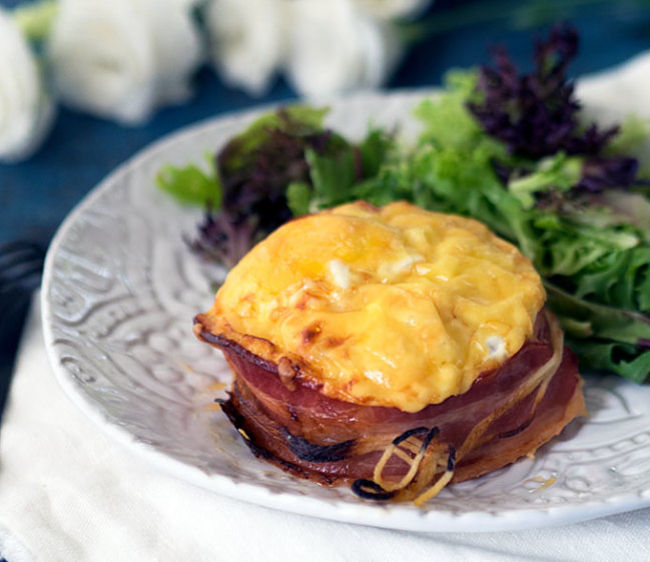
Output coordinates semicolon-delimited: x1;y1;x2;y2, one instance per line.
42;91;650;533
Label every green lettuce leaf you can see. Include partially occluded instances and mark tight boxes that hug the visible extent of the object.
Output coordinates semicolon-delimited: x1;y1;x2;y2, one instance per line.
286;182;313;216
414;70;483;151
156;158;221;206
567;340;650;383
359;128;395;176
304;147;358;210
508;153;582;209
287;127;397;215
546;283;650;382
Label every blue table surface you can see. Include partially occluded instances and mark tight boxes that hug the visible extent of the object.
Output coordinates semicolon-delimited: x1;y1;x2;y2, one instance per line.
0;2;649;559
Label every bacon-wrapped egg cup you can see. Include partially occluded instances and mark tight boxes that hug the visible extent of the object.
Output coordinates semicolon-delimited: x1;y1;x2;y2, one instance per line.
194;201;586;505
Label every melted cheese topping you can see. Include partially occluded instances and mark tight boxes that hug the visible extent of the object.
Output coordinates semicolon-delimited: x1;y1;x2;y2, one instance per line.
205;201;545;412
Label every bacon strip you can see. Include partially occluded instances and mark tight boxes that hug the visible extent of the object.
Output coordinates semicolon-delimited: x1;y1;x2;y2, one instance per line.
197;309;586;500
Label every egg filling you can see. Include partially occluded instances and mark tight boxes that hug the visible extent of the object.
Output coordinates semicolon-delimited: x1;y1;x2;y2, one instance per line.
201;201;545;412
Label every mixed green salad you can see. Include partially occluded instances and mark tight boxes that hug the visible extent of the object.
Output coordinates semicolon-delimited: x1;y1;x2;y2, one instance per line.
157;26;650;384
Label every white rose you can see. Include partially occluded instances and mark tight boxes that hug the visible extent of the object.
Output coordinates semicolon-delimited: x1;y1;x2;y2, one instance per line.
204;0;288;96
0;8;54;163
353;0;433;20
286;0;401;99
47;0;202;125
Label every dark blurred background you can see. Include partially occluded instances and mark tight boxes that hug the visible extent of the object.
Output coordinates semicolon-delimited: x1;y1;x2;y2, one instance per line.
5;0;650;247
2;0;650;414
3;0;650;248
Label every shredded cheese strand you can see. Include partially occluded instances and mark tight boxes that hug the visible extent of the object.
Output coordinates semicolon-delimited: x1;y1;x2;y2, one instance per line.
373;437;427;492
392;448;415;465
401;441;421;456
413;469;454;507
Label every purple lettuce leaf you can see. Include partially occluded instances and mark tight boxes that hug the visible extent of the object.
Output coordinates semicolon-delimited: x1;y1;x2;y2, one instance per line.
469;24;639;196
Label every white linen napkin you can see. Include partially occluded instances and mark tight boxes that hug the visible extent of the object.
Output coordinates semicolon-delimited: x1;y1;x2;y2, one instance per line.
4;54;650;561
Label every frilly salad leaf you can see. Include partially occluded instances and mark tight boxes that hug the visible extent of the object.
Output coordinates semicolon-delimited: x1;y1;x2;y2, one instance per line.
415;70;484;151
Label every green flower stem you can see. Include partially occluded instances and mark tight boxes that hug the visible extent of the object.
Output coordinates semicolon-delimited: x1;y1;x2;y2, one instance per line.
399;0;649;45
14;0;59;42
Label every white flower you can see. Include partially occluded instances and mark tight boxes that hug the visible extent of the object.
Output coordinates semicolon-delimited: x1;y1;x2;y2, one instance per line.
286;0;401;99
353;0;433;20
47;0;203;125
204;0;288;96
0;8;54;163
